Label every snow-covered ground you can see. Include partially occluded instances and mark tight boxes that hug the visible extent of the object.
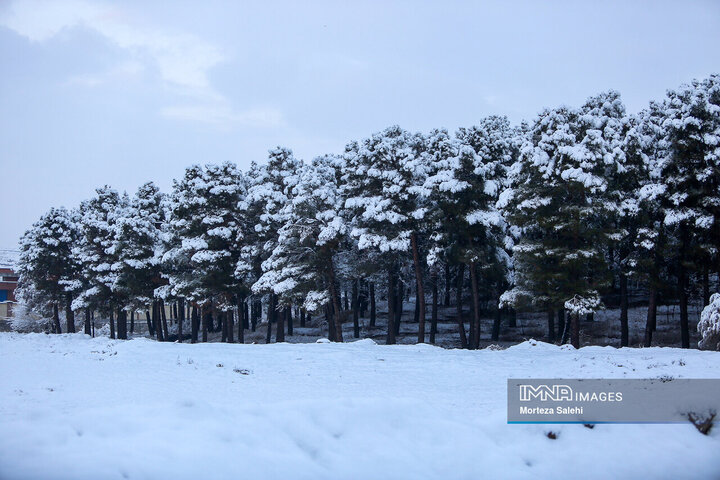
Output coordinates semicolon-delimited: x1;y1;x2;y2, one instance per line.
1;333;719;480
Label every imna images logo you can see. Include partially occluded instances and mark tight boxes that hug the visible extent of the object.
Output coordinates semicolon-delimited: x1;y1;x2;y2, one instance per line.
519;384;573;402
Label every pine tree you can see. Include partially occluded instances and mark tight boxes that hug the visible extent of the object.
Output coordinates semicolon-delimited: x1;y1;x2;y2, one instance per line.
17;207;80;333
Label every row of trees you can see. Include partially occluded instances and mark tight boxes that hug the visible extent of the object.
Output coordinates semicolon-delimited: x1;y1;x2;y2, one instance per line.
17;74;720;349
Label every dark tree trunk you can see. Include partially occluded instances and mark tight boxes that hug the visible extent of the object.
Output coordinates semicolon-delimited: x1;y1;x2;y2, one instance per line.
547;309;555;343
117;308;127;340
130;310;135;334
620;273;629;347
220;310;227;342
344;290;349;311
237;305;244;344
266;295;274;344
644;286;657;347
571;313;580;349
369;282;376;327
227;307;235;343
243;300;249;330
202;305;208;343
352;279;360;338
160;299;169;340
109;308;115;339
287;305;293;336
84;309;92;335
430;270;438;344
53;302;62;334
276;306;286;342
177;298;184;343
91;311;95;337
154;302;164;342
469;261;481;349
251;298;259;332
444;262;451;307
411;232;426;344
191;306;199;343
327;259;344;342
456;263;468;348
557;309;565;343
145;310;154;336
394;279;403;337
300;308;306;327
387;268;397;345
65;294;75;333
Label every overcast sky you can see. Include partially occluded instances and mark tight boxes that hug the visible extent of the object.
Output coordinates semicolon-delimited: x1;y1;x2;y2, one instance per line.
1;0;719;250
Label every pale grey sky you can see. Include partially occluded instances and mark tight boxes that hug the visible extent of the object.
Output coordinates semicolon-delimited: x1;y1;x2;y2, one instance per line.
1;0;719;249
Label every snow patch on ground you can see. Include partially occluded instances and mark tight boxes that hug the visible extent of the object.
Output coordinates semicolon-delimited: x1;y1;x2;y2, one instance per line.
0;333;719;479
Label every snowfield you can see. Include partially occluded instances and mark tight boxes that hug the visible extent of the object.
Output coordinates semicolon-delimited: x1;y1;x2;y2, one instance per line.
1;333;719;480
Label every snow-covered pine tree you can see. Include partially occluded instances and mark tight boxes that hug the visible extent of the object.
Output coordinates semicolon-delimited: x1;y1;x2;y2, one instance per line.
342;126;427;344
247;148;302;342
454;116;517;348
16;207;80;333
164;163;244;343
112;182;165;339
659;75;720;348
75;186;124;339
623;102;670;347
502;95;622;348
254;156;348;341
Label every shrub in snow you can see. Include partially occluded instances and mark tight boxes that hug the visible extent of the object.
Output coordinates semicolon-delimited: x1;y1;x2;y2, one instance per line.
698;293;720;351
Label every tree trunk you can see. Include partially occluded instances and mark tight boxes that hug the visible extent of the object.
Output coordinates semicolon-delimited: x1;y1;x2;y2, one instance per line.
444;262;451;307
160;299;169;340
571;313;580;349
557;309;565;343
456;263;468;348
352;279;360;338
145;309;153;336
327;258;344;342
300;308;306;327
65;294;75;333
287;305;294;336
547;309;555;343
469;261;481;349
130;310;135;334
84;309;91;335
266;295;274;344
53;302;62;334
201;305;208;343
276;306;286;343
117;308;127;340
177;298;184;343
430;269;438;344
394;279;403;337
509;308;517;328
644;286;657;347
153;302;164;342
190;306;199;343
387;267;397;345
620;273;629;347
227;306;235;343
411;231;426;344
237;305;244;344
109;307;115;339
370;282;376;327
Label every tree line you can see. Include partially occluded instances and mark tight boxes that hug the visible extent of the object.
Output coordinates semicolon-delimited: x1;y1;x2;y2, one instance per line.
16;74;720;349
